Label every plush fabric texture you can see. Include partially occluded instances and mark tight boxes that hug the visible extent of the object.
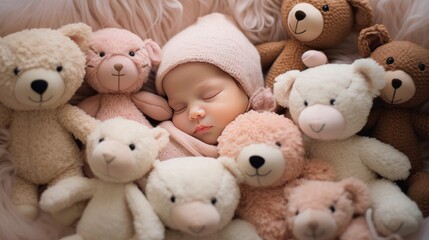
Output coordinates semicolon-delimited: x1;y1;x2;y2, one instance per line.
257;0;374;89
155;13;272;111
156;121;218;160
145;157;262;240
39;118;168;240
217;110;335;240
0;23;99;239
287;178;372;240
273;59;423;238
358;24;429;217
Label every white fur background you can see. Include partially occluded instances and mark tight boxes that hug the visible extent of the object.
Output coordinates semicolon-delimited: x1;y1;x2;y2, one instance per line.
0;0;428;239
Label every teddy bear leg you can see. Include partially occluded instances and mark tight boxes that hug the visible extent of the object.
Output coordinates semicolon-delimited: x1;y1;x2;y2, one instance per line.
46;163;86;226
340;217;371;240
11;175;39;220
220;219;262;240
369;179;423;237
407;171;429;217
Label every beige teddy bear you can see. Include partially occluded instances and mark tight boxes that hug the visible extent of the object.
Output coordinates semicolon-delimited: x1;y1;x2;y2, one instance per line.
0;23;98;223
40;117;169;240
145;156;262;240
287;178;372;240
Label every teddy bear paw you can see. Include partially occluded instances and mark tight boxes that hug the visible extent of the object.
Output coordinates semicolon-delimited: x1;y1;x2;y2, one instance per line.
16;204;38;220
374;210;422;237
301;50;328;68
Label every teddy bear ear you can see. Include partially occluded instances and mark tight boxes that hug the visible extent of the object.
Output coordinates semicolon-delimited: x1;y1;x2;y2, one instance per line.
348;0;374;33
273;70;301;108
341;177;371;214
143;39;162;69
218;156;244;183
357;24;392;58
352;58;386;97
150;127;170;151
58;23;92;52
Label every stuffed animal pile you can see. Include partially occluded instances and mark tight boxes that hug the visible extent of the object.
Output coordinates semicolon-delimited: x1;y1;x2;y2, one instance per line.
273;58;423;237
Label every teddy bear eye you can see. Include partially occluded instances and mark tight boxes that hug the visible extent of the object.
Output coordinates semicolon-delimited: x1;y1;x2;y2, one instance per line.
386;57;394;65
99;52;105;57
322;5;329;12
13;67;20;76
304;100;308;107
129;144;136;150
330;98;335;105
99;138;104;143
418;63;426;71
56;66;63;72
295;210;300;216
211;197;217;205
329;205;336;213
170;195;176;203
129;51;135;57
275;141;282;147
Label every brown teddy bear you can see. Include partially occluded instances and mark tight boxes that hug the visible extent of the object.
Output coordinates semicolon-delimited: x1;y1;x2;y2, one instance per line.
358;24;429;217
217;110;335;240
287;178;373;240
257;0;373;89
0;23;98;224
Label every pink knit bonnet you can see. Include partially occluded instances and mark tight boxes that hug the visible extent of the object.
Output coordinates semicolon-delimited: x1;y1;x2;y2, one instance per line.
155;13;274;111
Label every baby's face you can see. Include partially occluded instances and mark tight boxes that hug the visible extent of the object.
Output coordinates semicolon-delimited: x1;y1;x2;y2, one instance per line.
163;62;249;145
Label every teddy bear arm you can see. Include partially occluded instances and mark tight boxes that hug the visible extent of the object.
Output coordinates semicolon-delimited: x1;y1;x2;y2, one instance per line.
40;176;97;213
58;104;99;144
76;94;101;118
131;91;173;121
125;184;165;240
256;40;286;70
411;112;429;140
340;217;372;240
0;103;11;128
302;159;336;181
219;219;262;240
359;138;411;180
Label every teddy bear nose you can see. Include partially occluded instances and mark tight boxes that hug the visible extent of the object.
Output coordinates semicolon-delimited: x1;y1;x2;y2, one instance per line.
295;10;306;21
114;63;123;72
249;155;265;169
391;79;402;89
31;79;48;95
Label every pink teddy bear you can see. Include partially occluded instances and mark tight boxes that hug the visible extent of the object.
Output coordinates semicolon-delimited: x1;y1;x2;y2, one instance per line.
77;28;172;127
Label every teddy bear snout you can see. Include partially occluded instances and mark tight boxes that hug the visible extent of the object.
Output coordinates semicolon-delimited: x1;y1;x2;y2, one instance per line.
293;209;337;240
14;68;66;108
170;201;221;236
237;143;286;187
287;3;324;42
96;55;140;92
380;70;416;105
298;104;345;140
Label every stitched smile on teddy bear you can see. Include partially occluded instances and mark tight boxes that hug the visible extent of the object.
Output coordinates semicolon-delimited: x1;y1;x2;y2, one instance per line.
380;70;416;104
287;3;324;42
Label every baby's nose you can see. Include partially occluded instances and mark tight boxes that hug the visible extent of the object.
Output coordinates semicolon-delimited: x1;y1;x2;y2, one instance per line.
189;106;205;120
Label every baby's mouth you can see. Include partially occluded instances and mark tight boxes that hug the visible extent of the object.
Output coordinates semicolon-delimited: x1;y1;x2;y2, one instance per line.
194;125;213;134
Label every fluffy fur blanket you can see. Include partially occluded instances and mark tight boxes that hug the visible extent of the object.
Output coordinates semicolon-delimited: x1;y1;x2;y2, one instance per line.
0;0;428;239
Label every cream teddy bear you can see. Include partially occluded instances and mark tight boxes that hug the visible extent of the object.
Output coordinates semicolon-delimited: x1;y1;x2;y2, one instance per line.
273;58;423;237
287;178;372;240
145;156;262;240
0;23;98;223
40;117;168;240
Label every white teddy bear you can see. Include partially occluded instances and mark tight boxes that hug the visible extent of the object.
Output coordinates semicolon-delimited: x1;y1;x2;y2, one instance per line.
145;156;262;240
40;117;169;240
273;58;423;237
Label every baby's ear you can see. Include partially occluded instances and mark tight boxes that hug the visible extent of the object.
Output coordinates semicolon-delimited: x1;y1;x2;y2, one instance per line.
218;156;244;183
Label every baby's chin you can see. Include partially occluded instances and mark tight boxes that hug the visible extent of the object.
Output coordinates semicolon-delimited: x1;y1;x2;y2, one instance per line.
194;131;220;145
